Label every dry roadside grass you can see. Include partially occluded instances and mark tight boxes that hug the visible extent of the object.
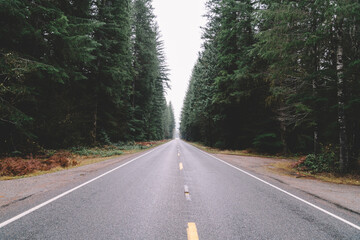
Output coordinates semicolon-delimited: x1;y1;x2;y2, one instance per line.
0;140;168;181
270;161;360;186
189;142;360;186
0;154;123;181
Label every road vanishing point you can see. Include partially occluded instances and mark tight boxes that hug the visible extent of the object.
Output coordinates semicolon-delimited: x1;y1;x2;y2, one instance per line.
1;139;359;239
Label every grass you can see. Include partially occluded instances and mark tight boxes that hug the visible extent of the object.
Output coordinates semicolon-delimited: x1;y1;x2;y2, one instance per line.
189;141;360;186
0;140;168;180
71;148;124;157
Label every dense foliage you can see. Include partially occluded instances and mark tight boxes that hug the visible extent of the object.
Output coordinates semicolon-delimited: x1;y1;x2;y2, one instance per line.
180;0;360;173
0;0;175;155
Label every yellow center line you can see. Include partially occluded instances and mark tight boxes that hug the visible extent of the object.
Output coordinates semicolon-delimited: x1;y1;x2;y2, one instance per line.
187;222;199;240
178;152;180;157
179;162;183;170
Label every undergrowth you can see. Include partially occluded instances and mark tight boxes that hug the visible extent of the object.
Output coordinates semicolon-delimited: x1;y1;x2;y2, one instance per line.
71;147;124;157
0;152;77;177
70;141;158;157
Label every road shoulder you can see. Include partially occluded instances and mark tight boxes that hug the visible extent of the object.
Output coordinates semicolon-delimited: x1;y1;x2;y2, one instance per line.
213;153;360;215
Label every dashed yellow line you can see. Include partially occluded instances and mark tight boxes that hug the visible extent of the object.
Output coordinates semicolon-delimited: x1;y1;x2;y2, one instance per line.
179;162;183;170
187;222;199;240
178;152;180;157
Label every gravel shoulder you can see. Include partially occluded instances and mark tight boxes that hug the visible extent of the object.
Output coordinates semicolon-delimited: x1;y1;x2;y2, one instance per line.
215;153;360;214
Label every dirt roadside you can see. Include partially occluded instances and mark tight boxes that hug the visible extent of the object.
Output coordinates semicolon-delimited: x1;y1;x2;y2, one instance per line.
215;153;360;214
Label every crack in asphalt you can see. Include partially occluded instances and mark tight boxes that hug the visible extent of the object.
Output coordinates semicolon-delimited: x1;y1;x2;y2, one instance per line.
1;194;34;209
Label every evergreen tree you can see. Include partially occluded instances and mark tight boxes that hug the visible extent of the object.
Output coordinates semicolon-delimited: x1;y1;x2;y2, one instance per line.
0;0;98;150
163;102;175;139
147;25;169;140
90;0;133;144
330;0;360;172
255;0;324;153
255;0;360;171
131;0;167;141
181;0;278;151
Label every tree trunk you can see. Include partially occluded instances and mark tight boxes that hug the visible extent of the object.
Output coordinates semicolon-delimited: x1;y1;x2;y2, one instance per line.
312;51;319;155
280;116;288;154
278;101;288;154
350;123;360;170
132;78;136;108
207;114;213;147
313;125;319;155
311;8;319;155
336;28;349;173
91;98;98;145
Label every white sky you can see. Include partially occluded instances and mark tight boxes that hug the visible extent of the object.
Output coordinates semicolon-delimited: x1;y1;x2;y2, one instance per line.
152;0;207;129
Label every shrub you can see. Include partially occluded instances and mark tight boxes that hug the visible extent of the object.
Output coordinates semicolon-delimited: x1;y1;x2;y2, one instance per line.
99;130;112;145
214;140;226;150
296;150;337;173
71;147;123;157
253;133;283;154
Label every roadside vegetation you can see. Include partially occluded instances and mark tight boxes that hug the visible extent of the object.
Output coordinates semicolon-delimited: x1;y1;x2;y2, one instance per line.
0;141;167;179
274;160;360;186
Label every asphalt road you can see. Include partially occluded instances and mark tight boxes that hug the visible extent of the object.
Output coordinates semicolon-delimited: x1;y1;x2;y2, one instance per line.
1;139;360;239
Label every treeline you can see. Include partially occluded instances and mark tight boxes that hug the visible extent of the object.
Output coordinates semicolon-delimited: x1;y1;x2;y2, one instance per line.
180;0;360;173
0;0;175;154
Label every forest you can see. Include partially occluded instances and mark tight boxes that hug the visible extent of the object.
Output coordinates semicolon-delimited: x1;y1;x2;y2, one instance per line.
0;0;175;155
180;0;360;173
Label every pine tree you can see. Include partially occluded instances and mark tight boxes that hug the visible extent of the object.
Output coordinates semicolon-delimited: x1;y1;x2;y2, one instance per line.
181;0;277;150
131;0;167;141
90;0;132;144
147;25;169;140
255;0;334;153
0;0;98;150
163;102;175;139
330;0;360;172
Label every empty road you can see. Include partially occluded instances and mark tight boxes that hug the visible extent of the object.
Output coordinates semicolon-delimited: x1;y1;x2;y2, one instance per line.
1;139;359;239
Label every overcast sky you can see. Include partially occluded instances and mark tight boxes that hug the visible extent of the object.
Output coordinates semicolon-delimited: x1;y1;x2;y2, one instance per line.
152;0;207;129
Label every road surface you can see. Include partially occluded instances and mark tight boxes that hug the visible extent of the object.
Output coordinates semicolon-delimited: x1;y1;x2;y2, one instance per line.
1;139;359;239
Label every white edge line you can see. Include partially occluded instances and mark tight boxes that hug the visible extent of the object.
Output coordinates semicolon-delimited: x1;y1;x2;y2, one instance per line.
0;142;170;229
187;142;360;231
